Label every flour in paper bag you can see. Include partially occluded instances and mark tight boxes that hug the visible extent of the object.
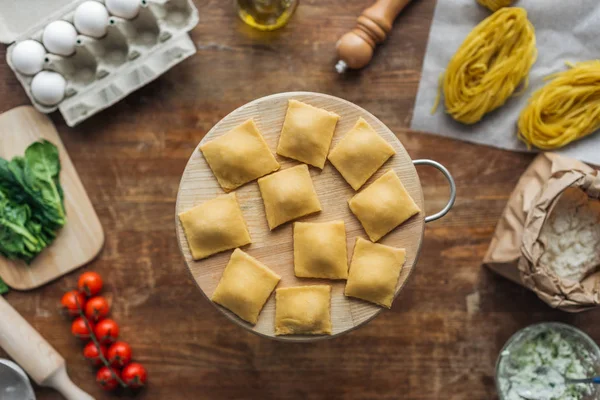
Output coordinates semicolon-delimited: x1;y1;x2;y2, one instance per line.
539;188;600;283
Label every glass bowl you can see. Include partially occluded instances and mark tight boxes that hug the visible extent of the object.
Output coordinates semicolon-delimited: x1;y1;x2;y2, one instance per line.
496;322;600;400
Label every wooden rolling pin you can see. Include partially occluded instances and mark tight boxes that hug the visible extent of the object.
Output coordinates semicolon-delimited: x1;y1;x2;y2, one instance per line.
336;0;414;73
0;296;94;400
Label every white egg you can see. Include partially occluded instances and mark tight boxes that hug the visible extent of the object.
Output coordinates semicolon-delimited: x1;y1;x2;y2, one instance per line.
43;21;78;56
106;0;141;19
11;40;46;75
31;71;67;106
74;1;109;38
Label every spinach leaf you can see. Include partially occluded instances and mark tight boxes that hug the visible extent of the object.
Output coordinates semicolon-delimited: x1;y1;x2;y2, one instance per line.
0;277;8;295
0;158;26;203
0;189;44;262
7;141;66;230
25;140;64;218
0;140;66;263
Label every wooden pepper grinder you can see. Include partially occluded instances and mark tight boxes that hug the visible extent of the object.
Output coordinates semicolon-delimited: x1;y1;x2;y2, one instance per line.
335;0;414;73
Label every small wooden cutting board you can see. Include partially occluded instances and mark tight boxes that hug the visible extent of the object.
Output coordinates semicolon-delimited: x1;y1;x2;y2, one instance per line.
0;106;104;290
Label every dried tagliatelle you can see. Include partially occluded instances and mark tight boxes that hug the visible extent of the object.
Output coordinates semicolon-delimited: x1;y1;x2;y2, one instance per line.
518;61;600;150
476;0;513;12
434;7;537;124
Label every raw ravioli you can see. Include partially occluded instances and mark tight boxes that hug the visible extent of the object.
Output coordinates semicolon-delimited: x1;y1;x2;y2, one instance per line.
345;238;406;308
178;193;251;260
293;220;348;279
275;285;332;335
258;164;322;230
200;119;280;192
348;169;420;242
212;249;280;324
328;117;395;190
276;100;340;169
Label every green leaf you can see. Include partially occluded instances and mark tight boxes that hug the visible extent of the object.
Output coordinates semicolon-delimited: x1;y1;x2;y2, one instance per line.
23;140;66;225
0;192;44;263
26;140;60;177
0;277;9;295
0;158;27;203
6;142;66;230
0;140;66;263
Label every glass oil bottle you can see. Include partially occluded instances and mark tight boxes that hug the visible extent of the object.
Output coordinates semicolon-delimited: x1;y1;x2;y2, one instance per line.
235;0;299;31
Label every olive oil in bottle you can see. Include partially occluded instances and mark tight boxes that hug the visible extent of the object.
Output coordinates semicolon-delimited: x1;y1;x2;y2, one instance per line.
235;0;298;31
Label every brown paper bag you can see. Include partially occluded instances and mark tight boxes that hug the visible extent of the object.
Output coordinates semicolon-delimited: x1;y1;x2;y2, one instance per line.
483;153;600;312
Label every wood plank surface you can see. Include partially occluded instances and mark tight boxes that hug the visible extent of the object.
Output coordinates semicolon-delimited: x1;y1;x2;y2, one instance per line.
176;92;426;340
0;0;595;399
0;107;104;290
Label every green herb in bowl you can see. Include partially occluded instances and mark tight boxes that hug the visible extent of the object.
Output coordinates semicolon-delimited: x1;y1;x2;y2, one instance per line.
496;323;600;400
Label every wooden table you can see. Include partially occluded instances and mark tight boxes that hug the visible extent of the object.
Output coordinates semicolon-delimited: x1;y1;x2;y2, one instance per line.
0;1;597;399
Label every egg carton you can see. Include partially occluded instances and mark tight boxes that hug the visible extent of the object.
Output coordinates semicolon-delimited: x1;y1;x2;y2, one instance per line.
1;0;199;127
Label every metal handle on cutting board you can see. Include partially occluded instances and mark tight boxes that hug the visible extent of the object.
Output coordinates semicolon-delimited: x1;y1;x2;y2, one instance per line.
413;159;456;223
0;296;95;400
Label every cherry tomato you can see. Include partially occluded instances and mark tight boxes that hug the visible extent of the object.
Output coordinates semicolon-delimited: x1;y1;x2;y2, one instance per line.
122;363;147;389
78;271;103;297
96;366;120;391
84;296;110;322
94;319;119;344
61;291;86;317
71;317;94;339
107;341;132;368
83;341;108;366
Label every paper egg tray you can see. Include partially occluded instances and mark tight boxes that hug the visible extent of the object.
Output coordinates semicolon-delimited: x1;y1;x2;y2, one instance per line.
5;0;199;127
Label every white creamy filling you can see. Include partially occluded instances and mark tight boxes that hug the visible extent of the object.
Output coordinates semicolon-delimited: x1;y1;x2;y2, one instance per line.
500;331;592;400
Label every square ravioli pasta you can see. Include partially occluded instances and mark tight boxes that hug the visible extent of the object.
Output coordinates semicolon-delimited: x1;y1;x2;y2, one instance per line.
294;221;348;279
258;164;322;230
211;249;281;324
276;100;340;169
345;237;406;308
348;169;421;242
200;119;280;192
328;117;396;190
178;193;251;260
275;285;332;335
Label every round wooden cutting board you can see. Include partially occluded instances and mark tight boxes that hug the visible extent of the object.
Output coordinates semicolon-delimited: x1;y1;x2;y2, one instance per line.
175;92;425;341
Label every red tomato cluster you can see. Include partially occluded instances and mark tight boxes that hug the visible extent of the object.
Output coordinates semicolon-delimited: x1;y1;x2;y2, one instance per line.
61;271;147;392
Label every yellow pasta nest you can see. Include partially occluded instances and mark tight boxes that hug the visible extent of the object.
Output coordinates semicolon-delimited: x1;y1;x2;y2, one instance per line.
518;61;600;150
434;7;537;125
476;0;514;12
